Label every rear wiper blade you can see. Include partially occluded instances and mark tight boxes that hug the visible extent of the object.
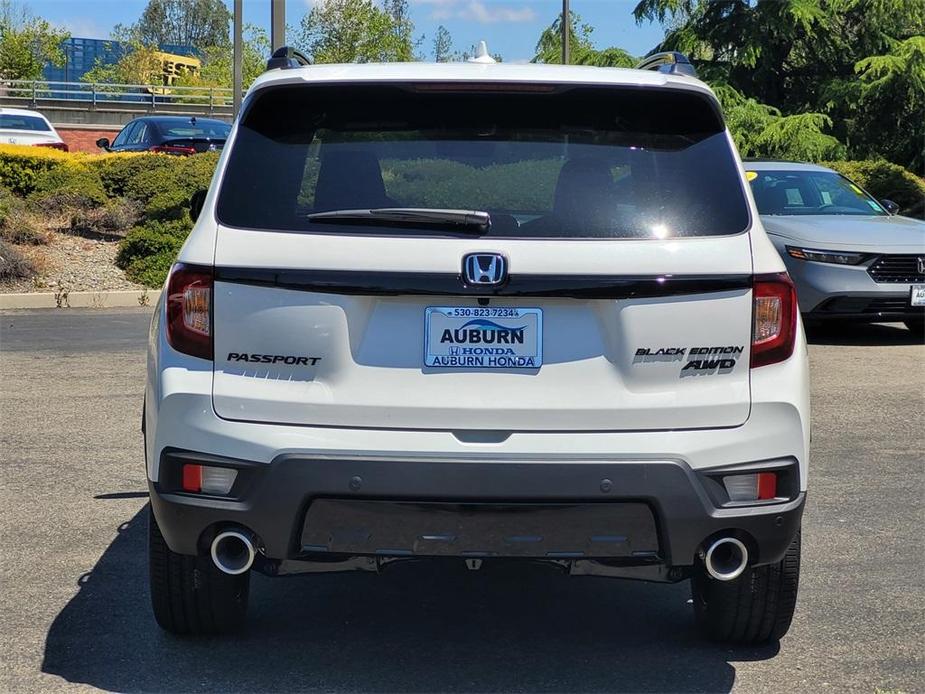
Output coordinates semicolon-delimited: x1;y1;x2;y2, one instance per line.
306;207;491;231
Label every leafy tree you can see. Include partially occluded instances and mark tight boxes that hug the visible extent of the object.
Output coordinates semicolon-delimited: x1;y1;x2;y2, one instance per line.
297;0;415;64
824;35;925;169
715;84;845;161
0;0;69;80
174;25;270;91
633;0;925;168
81;42;165;85
533;13;635;67
131;0;231;49
383;0;421;58
433;24;453;62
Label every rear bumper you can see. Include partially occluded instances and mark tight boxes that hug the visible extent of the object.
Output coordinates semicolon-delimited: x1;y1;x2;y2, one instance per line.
149;450;805;573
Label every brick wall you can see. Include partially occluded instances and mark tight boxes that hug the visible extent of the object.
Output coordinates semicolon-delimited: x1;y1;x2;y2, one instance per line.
57;126;121;153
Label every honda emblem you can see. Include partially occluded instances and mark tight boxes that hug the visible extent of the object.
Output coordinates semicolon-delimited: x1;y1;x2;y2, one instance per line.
463;253;507;286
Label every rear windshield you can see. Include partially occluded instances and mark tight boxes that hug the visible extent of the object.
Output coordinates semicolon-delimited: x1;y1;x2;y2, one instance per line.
155;118;230;139
217;84;749;238
0;114;50;131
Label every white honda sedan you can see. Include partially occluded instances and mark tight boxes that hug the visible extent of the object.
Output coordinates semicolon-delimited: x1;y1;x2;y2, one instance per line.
0;108;67;151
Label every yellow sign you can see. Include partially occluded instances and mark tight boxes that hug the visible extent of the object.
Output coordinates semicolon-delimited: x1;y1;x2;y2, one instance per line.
745;171;758;182
146;52;201;94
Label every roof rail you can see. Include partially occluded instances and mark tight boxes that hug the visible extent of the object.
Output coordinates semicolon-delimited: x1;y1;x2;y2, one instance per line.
634;51;697;78
266;46;311;71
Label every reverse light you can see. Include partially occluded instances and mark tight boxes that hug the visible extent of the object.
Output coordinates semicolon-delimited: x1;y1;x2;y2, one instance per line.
723;472;778;502
165;263;213;360
786;246;868;265
751;272;797;368
181;464;237;494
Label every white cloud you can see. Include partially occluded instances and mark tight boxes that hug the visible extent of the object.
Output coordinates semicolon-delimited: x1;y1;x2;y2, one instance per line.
54;18;109;40
416;0;536;24
461;1;535;23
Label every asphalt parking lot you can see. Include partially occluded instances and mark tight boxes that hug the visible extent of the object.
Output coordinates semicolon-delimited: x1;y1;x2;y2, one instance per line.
1;308;922;693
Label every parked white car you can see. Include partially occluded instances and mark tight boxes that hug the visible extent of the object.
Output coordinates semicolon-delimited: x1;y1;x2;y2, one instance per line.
0;107;67;150
144;50;810;644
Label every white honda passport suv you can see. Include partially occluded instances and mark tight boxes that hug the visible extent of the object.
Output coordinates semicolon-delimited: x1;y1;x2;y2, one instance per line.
144;50;810;644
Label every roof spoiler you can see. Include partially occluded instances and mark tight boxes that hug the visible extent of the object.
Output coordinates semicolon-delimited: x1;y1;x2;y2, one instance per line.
266;46;311;71
634;51;697;78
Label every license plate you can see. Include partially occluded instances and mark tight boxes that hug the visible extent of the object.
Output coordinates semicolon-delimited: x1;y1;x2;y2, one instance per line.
424;307;542;369
911;285;925;307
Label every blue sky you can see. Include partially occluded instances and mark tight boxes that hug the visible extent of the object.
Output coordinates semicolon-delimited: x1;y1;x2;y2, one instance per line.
32;0;667;63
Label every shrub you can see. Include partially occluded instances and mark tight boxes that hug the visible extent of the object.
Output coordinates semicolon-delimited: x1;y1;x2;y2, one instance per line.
122;250;177;288
117;218;191;286
70;198;142;238
822;160;925;219
27;163;108;213
0;187;48;245
0;238;39;282
0;144;72;196
89;153;175;198
145;188;194;221
1;213;49;245
125;152;219;201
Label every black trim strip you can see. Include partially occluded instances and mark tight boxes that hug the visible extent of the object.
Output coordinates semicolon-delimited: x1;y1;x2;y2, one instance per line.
214;267;752;299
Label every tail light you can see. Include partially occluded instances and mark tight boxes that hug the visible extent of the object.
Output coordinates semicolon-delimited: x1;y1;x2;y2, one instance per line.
165;263;213;360
751;272;797;368
34;141;68;151
150;144;196;155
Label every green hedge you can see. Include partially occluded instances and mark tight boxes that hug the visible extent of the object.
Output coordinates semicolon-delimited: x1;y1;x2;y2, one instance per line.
116;218;191;286
822;160;925;219
0;145;73;196
0;147;226;287
29;163;108;212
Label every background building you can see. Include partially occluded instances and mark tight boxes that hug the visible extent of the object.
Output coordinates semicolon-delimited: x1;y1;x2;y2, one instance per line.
43;37;197;83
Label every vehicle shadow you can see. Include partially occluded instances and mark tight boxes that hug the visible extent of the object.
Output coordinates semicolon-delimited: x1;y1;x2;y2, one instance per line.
805;321;920;346
42;507;779;693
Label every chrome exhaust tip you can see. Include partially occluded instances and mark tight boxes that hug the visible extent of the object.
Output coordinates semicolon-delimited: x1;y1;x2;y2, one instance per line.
210;529;256;575
703;537;749;581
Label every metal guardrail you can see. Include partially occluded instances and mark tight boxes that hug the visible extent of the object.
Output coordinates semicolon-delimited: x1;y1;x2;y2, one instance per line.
0;79;236;115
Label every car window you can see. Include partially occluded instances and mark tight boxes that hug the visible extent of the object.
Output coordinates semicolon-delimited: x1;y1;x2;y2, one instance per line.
128;122;148;145
155;119;230;139
112;122;136;148
748;170;886;216
218;84;750;239
0;114;51;131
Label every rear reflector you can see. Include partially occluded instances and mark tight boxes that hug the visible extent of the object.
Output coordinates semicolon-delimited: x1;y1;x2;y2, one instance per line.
166;263;213;360
181;464;202;492
751;272;797;368
181;463;237;494
150;144;197;155
724;472;777;502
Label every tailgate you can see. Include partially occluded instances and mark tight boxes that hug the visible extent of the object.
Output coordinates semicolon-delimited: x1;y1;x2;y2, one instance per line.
211;232;754;432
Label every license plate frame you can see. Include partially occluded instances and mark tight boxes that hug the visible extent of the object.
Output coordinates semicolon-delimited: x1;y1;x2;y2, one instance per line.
911;284;925;307
424;306;543;369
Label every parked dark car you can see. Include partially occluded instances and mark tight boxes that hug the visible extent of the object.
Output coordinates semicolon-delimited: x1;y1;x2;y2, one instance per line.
97;116;231;155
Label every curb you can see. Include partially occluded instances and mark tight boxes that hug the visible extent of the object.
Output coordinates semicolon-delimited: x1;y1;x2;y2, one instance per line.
0;289;159;310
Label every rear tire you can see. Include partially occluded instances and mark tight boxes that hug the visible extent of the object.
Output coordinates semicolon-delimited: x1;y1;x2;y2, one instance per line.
691;530;801;644
148;505;250;634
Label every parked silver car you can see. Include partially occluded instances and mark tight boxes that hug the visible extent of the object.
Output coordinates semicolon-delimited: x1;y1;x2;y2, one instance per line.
746;161;924;333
